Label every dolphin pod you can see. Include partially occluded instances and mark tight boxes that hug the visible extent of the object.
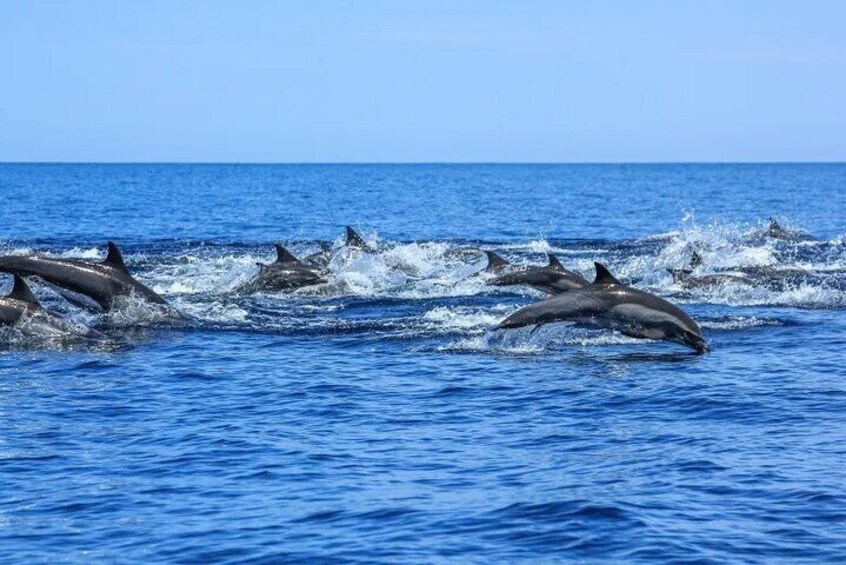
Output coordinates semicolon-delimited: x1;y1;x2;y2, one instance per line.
0;225;714;353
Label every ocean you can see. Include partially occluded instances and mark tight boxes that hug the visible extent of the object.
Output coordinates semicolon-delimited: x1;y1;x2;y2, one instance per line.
1;163;844;563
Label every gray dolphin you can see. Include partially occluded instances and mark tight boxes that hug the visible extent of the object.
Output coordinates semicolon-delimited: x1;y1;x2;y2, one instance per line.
0;275;105;340
0;242;166;312
303;242;333;267
239;244;326;293
0;275;44;326
677;249;809;288
498;262;708;353
756;218;812;241
488;254;589;295
667;268;754;289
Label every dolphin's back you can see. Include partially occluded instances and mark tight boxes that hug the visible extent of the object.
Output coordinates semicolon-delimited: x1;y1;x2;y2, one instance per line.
602;286;703;336
0;254;165;309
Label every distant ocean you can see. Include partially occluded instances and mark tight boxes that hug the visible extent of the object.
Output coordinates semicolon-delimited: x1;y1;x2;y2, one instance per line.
1;163;844;562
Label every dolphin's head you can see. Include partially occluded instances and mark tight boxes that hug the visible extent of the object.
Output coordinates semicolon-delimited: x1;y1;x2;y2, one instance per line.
667;268;693;283
675;329;709;354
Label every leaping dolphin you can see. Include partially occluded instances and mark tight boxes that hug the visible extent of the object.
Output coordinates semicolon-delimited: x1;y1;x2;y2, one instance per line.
498;262;708;353
488;254;588;295
239;244;326;293
0;242;166;312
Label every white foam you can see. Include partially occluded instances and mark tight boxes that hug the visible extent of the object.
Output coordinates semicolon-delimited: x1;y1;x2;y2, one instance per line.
422;305;510;332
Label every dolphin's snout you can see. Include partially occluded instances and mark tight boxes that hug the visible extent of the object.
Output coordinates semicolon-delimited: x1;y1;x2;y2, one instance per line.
682;331;709;354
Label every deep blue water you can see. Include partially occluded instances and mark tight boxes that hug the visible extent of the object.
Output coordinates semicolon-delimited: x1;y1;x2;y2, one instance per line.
1;163;845;563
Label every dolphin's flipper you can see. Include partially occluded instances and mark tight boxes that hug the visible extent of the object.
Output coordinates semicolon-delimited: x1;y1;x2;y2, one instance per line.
690;250;704;268
593;263;622;285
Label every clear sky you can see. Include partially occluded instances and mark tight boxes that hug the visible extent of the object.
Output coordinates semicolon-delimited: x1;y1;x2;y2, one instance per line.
1;1;844;162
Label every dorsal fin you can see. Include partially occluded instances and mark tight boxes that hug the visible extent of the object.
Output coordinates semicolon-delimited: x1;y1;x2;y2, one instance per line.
484;250;508;272
274;244;301;264
345;226;369;248
547;253;564;270
318;241;332;253
102;241;129;272
768;217;781;231
690;250;704;268
593;262;622;285
7;275;41;308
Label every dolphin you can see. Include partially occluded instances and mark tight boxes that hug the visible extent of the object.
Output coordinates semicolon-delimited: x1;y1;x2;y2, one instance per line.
756;218;812;241
488;254;589;295
0;242;166;312
0;275;45;326
0;275;105;340
239;244;326;293
303;241;334;267
498;262;708;353
668;268;754;289
678;249;809;288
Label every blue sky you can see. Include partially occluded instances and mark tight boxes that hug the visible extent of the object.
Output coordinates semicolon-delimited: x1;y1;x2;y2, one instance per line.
0;1;844;162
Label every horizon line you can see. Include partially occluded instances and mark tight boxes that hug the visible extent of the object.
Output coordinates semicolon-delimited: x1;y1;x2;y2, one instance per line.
1;160;845;166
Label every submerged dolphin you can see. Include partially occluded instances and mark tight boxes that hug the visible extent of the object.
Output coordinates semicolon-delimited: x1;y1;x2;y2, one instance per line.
488;254;588;295
294;227;371;269
674;249;809;289
755;218;812;242
0;275;104;340
302;242;334;267
498;262;708;353
0;275;44;326
668;252;754;288
668;268;754;289
0;242;166;312
239;244;326;293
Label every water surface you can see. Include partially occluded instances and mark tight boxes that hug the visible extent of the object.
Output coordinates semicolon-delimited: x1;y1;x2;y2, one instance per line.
1;164;845;562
